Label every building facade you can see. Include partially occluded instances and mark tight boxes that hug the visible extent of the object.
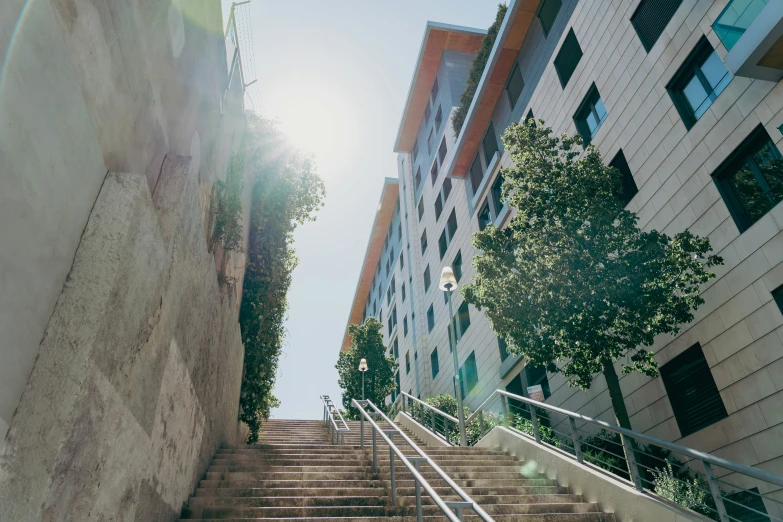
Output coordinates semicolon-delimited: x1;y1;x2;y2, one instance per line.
342;0;783;508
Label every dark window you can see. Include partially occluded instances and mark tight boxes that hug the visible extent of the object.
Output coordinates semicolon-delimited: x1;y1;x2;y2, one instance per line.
395;372;400;400
609;150;638;207
424;102;432;123
431;348;440;378
667;37;731;130
490;173;505;216
447;209;458;239
537;0;562;36
427;304;435;332
431;77;439;101
413;142;419;163
400;251;404;269
424;265;431;292
631;0;683;52
415;167;422;189
428;129;435;154
393;338;399;359
430;161;439;185
458;301;470;336
438;139;448;165
469;154;484;194
420;230;428;253
459;352;479;397
526;109;535;124
478;201;491;231
442;177;452;200
713;126;783;232
398;223;402;240
506;62;525;108
434;106;443;131
525;364;551;399
574;84;607;146
401;282;406;302
418;198;424;221
773;284;783;314
453;251;463;282
403;315;408;336
405;352;410;373
435;195;443;220
553;29;582;88
660;343;728;437
439;230;448;259
388;306;397;335
483;123;499;165
498;337;509;362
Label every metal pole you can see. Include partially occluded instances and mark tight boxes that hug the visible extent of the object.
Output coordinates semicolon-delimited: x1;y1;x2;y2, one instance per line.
360;413;364;448
529;404;541;444
414;460;423;522
362;371;365;401
372;428;377;474
479;410;485;438
446;287;467;447
704;461;730;522
569;417;583;463
622;434;644;492
390;445;397;506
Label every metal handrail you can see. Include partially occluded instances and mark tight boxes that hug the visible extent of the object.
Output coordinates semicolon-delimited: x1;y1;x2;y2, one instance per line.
352;399;494;522
320;395;349;445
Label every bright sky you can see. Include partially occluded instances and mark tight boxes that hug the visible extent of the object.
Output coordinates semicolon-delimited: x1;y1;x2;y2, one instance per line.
224;0;500;419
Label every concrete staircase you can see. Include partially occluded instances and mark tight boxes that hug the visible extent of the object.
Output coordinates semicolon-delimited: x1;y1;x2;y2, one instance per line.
179;418;616;521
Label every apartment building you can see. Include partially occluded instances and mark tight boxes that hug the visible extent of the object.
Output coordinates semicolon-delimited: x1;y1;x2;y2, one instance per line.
341;0;783;500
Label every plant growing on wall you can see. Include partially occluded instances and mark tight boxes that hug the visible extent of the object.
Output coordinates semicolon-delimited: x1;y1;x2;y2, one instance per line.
452;3;508;136
336;318;397;420
239;116;325;442
461;119;722;443
210;153;245;255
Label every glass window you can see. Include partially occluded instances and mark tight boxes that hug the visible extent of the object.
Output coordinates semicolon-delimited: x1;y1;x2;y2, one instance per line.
537;0;562;36
442;177;452;200
420;230;428;253
412;142;419;163
434;195;443;220
506;62;525;108
427;304;435;332
415;167;421;190
459;352;478;397
424;102;432;123
431;348;440;378
773;284;783;314
447;209;457;239
609;150;638;207
428;129;435;154
405;352;410;374
401;282;406;302
574;84;607;145
453;251;463;282
553;29;582;88
631;0;684;52
498;337;509;362
403;315;408;336
458;301;470;336
525;364;551;399
438;230;448;259
490;173;505;217
478;201;491;231
424;265;431;292
393;338;399;359
430;161;439;185
438;139;448;165
399;251;404;269
434;106;443;131
469;154;484;194
418;198;424;221
431;77;439;102
483;123;499;166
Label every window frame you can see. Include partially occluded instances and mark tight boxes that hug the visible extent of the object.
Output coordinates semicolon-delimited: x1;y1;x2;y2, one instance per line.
434;106;443;131
631;0;684;53
609;150;638;207
431;348;440;378
423;265;431;293
453;251;463;282
536;0;562;37
574;83;607;146
426;304;435;332
553;29;583;88
505;61;525;108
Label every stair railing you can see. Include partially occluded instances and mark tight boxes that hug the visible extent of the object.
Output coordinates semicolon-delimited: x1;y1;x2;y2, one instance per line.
352;398;494;522
400;391;458;445
456;389;783;522
320;394;349;445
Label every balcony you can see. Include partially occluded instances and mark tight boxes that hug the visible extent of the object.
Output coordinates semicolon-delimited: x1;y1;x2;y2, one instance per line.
713;0;783;81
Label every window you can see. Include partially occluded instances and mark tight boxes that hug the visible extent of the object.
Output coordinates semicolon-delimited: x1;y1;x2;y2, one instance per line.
398;223;402;240
387;276;395;305
424;265;431;292
401;282;406;302
525;364;551;399
431;77;439;102
434;106;443;131
393;338;399;359
458;301;470;335
773;284;783;314
478;202;491;231
553;29;582;88
447;209;457;239
453;251;463;282
399;252;404;269
424;102;432;123
609;150;638;207
631;0;683;52
435;195;443;221
415;167;422;190
660;343;728;437
459;352;478;398
388;306;397;335
431;348;440;378
403;315;408;336
667;37;731;130
413;142;419;163
438;139;447;165
438;230;448;259
427;304;435;332
394;372;400;400
713;126;783;232
405;352;410;374
526;109;535;124
498;337;509;362
483;123;499;166
537;0;562;36
469;154;484;194
574;84;607;146
420;230;428;253
442;178;452;200
490;173;505;216
506;62;524;108
430;161;439;185
438;210;458;259
428;129;435;154
418;198;424;221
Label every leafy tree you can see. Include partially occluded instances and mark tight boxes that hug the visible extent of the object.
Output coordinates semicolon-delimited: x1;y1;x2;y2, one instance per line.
452;3;508;135
461;120;722;436
239;116;325;442
336;318;397;419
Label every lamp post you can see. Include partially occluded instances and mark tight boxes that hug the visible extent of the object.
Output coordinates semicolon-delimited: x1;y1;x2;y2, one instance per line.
440;266;467;446
359;358;368;400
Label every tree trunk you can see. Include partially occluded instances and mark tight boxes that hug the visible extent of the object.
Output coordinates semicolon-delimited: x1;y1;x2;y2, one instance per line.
602;359;642;487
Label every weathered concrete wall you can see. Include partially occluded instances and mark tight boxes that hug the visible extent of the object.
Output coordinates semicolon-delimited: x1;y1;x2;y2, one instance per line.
0;156;245;521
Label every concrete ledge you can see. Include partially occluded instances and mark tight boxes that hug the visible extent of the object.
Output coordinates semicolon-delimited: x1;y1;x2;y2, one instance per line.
394;412;451;447
476;426;708;522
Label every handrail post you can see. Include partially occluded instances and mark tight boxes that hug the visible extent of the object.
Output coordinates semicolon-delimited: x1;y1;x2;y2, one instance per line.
622;434;644;492
431;410;437;434
413;459;423;522
479;410;485;439
704;461;730;522
529;404;541;444
500;394;509;427
361;413;364;448
389;435;397;506
372;428;377;474
569;417;582;463
403;395;407;413
445;418;450;444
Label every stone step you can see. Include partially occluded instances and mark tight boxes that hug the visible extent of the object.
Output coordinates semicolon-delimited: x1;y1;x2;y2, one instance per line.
199;479;382;489
188;495;389;508
195;487;385;498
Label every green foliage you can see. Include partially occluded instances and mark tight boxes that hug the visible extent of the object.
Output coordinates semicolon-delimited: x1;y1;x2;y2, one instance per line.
451;4;508;135
210;153;245;256
653;462;713;517
462;119;722;432
511;413;560;447
336;318;398;419
239;116;325;443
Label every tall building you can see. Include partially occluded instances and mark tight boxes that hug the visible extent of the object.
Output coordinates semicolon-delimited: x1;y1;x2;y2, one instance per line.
342;0;783;487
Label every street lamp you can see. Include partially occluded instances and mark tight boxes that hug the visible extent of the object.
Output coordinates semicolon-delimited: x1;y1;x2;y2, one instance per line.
440;266;467;446
359;358;368;400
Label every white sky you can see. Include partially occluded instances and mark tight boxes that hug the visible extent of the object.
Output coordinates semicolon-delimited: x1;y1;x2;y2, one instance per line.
224;0;500;419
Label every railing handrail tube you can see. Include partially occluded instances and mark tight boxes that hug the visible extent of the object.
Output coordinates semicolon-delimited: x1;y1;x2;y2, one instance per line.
351;399;463;522
473;389;783;489
320;395;349;433
401;391;459;423
368;400;494;522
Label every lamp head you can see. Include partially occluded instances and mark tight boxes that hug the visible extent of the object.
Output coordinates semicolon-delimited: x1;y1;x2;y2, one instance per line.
439;266;458;291
358;358;368;372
